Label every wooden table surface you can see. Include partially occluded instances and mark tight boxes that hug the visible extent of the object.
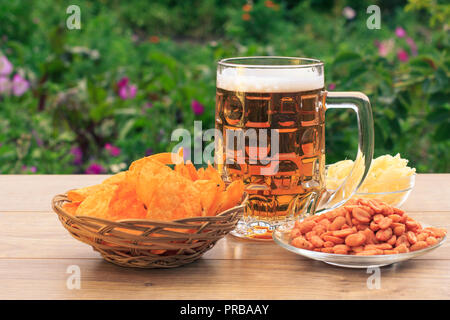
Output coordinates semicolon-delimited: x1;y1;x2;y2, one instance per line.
1;174;449;300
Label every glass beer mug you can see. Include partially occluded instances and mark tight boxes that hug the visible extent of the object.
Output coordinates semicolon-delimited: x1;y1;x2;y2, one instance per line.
215;57;374;240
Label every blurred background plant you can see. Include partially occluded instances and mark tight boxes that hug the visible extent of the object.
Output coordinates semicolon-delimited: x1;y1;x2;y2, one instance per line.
0;0;448;174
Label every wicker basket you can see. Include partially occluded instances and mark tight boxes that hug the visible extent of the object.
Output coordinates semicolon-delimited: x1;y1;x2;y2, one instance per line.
52;193;245;268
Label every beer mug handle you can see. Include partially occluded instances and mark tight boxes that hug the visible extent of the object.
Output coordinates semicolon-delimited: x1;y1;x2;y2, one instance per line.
319;91;374;212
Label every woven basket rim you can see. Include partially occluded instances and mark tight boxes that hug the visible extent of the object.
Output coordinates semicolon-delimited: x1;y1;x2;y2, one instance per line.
52;192;247;228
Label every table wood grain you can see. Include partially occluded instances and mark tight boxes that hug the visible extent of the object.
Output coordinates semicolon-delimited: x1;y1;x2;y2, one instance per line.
0;174;449;300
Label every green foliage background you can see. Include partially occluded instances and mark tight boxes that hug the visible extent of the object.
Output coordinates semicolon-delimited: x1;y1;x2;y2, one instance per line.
0;0;448;174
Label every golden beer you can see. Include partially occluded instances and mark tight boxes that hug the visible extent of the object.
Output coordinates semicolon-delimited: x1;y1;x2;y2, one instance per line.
215;57;374;239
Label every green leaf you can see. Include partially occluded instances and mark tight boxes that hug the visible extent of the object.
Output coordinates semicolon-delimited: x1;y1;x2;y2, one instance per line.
119;119;136;140
333;51;362;66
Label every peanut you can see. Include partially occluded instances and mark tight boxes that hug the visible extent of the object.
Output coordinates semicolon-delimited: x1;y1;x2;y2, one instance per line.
378;217;393;229
305;230;316;241
395;243;409;253
367;200;384;213
323;241;334;248
291;237;313;250
321;247;334;253
296;220;316;234
290;228;301;239
356;224;369;231
333;244;350;254
329;216;347;231
387;235;397;246
365;243;392;250
332;228;355;238
428;227;446;238
393;224;406;236
406;231;417;245
410;241;428;252
389;214;402;222
417;232;428;242
352;207;371;223
345;233;366;247
406;220;420;232
396;234;410;247
312;224;326;236
310;235;324;248
322;235;344;244
426;236;438;246
345;211;353;227
356;249;383;256
376;228;392;242
352;246;364;253
373;214;384;224
370;221;380;232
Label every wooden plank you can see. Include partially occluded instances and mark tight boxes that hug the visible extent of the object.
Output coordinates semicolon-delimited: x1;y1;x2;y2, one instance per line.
402;174;450;212
0;174;448;212
1;211;448;260
1;258;449;300
0;175;109;212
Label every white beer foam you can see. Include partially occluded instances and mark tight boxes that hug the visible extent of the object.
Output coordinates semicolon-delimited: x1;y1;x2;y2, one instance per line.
217;67;324;92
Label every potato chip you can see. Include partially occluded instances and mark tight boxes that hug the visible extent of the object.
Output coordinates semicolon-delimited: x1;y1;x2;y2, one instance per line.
197;167;205;179
193;179;221;216
174;162;192;180
204;163;225;191
67;184;109;203
102;171;127;185
144;171;202;221
109;180;146;220
221;180;245;212
62;202;79;215
207;190;229;217
185;161;199;181
135;159;173;207
75;184;118;219
67;172;126;203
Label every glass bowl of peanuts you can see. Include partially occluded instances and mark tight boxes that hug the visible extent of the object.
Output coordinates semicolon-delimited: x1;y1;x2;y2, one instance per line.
273;197;446;268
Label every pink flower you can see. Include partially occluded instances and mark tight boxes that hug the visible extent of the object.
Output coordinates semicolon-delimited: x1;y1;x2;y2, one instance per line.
0;55;13;76
191;100;204;115
142;101;153;114
0;76;11;94
328;83;336;90
395;27;406;38
85;163;105;174
11;74;29;96
21;166;37;173
32;129;43;147
70;147;83;165
375;39;394;57
406;37;418;56
397;49;409;62
117;77;129;88
117;77;137;100
342;6;356;20
105;143;121;157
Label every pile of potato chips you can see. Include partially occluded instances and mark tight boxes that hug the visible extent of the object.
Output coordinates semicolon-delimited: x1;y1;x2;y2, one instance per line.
62;151;245;221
